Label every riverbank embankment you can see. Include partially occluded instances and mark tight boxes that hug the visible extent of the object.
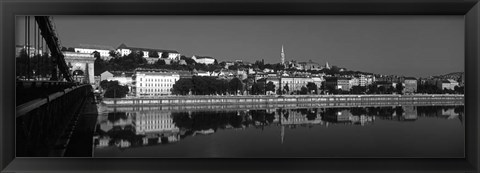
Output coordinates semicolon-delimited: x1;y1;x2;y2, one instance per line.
102;94;464;107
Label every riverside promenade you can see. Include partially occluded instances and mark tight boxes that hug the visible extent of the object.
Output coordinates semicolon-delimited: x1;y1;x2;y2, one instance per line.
102;94;464;107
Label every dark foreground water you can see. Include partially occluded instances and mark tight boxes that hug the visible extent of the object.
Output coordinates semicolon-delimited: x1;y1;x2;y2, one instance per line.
93;105;464;158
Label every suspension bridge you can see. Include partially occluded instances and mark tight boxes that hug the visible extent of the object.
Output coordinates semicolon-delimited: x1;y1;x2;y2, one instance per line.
16;16;97;157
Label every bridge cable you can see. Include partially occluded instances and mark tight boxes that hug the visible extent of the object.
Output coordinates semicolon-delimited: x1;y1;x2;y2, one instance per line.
34;20;37;80
39;25;43;79
27;16;30;80
24;16;27;78
40;30;43;78
37;23;41;79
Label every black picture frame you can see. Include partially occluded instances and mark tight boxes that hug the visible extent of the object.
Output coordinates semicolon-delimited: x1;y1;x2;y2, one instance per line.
1;0;479;172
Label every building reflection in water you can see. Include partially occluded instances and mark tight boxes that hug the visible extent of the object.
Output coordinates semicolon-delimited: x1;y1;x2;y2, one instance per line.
94;105;464;150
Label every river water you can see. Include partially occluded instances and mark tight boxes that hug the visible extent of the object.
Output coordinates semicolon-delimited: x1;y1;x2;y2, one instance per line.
93;104;464;158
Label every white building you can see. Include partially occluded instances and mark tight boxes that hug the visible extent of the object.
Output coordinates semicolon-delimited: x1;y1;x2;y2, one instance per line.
195;70;211;76
311;77;324;89
266;76;315;94
116;43;181;63
192;55;216;65
134;69;180;96
16;45;43;57
437;79;459;90
73;44;115;60
350;77;360;86
106;76;133;86
134;111;179;135
359;75;367;86
100;71;114;82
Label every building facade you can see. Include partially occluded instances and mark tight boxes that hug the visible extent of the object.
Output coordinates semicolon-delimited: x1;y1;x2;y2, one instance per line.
324;77;352;91
100;71;114;82
266;76;315;94
63;51;95;84
437;79;459;90
192;55;216;65
134;69;180;96
403;77;418;94
299;60;321;71
73;44;114;60
16;45;43;57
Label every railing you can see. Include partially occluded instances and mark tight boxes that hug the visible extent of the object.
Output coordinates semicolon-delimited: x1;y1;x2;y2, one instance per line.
16;80;81;106
16;84;93;157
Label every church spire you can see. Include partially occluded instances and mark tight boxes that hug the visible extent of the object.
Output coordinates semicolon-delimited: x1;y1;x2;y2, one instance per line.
281;45;285;65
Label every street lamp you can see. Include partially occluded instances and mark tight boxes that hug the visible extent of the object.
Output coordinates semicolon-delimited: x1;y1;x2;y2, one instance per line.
74;71;78;82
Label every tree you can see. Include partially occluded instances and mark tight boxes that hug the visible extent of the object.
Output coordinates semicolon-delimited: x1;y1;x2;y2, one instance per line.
100;80;110;90
172;78;194;95
351;86;366;94
92;51;101;59
101;80;129;98
330;66;340;73
251;82;260;95
104;84;129;98
378;86;387;94
319;82;326;94
154;59;166;66
135;50;144;57
283;84;289;94
192;76;209;95
454;86;464;94
306;82;318;94
149;50;159;58
325;85;336;95
265;81;276;94
109;50;120;58
228;77;244;95
16;49;29;78
395;83;404;94
108;52;148;71
94;56;107;76
367;85;378;94
300;86;309;95
181;56;196;65
161;52;169;59
172;77;231;95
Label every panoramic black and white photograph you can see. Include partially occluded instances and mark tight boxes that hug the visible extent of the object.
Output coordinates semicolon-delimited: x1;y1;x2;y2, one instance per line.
15;16;465;158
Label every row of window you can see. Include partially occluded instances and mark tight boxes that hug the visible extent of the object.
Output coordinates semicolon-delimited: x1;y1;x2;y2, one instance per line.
139;83;173;87
139;78;177;82
138;125;176;130
138;120;173;124
139;88;171;93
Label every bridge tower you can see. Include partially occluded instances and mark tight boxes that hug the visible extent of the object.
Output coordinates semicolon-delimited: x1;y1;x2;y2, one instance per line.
63;52;95;84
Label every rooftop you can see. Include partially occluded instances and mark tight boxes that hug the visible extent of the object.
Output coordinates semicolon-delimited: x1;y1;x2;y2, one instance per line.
77;44;115;50
193;55;215;59
404;77;417;80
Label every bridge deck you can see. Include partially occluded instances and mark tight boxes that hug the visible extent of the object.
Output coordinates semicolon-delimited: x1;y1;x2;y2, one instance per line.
63;95;99;157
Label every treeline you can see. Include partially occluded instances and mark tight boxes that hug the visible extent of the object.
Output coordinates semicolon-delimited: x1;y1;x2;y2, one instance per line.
321;83;464;95
16;50;54;79
172;76;244;95
100;80;130;98
417;84;464;94
94;51;222;76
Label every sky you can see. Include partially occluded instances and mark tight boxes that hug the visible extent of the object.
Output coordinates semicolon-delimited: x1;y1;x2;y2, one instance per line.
16;15;464;78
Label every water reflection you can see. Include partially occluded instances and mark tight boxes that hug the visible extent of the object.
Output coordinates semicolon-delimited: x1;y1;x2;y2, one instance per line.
94;105;464;151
